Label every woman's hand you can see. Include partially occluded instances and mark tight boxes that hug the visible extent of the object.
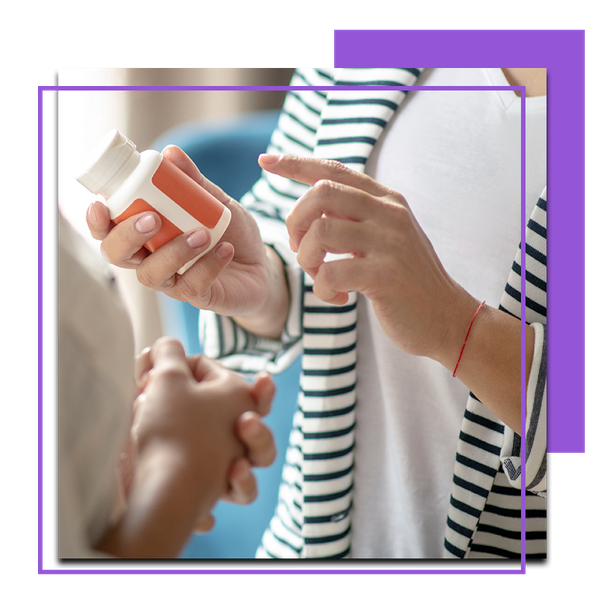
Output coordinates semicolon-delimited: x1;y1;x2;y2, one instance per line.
86;146;289;337
259;154;535;433
259;153;478;367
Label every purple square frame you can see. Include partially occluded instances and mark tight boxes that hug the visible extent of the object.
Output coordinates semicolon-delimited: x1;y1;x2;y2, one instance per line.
35;27;587;577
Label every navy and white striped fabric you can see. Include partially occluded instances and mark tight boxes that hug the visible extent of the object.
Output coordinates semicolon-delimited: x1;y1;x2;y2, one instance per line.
199;68;547;559
445;191;548;559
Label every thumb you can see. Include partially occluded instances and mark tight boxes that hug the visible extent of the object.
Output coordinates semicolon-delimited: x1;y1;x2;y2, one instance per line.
161;145;232;205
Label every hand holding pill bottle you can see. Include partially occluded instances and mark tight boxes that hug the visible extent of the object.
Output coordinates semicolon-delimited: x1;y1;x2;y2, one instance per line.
76;130;231;271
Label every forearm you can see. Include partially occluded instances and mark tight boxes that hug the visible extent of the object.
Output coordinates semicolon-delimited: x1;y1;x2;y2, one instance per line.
434;293;535;433
233;245;291;340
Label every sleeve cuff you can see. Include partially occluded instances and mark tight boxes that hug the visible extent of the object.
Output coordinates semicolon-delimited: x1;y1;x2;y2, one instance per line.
199;227;304;375
500;321;547;496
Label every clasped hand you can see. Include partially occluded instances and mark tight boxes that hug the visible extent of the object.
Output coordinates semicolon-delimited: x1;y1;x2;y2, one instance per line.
122;337;276;534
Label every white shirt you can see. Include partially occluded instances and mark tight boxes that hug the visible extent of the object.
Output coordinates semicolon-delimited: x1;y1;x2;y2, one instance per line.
351;68;547;558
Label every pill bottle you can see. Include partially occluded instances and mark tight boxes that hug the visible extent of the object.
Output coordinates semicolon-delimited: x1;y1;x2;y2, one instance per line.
76;129;231;270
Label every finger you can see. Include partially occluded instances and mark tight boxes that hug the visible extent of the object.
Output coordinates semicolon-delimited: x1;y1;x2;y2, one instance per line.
162;146;234;207
250;372;275;416
150;337;192;377
312;256;371;306
130;392;147;441
135;227;233;295
225;458;258;505
161;146;203;181
164;240;234;303
286;180;377;252
194;513;216;533
86;201;113;241
258;154;389;197
134;346;153;392
100;211;161;268
187;354;240;389
296;218;367;278
236;412;276;467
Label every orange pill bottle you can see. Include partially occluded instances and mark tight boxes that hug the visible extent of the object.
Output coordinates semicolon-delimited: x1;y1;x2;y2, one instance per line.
76;130;231;268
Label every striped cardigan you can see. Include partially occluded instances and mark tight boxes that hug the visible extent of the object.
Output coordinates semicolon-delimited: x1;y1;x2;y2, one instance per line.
200;68;547;559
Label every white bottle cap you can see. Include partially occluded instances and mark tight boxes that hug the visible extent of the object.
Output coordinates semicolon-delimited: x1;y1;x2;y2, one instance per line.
76;129;141;198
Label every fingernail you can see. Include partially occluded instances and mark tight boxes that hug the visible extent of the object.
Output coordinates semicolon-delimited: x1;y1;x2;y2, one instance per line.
87;203;101;223
259;153;281;165
187;228;210;249
135;214;157;234
215;243;233;260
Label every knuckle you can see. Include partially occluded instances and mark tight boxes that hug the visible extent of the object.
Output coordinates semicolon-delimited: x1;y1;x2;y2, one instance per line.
284;212;294;230
312;178;342;197
324;159;348;178
159;241;186;269
318;260;337;284
173;276;197;301
134;265;149;285
380;200;409;228
394;204;412;229
135;264;160;289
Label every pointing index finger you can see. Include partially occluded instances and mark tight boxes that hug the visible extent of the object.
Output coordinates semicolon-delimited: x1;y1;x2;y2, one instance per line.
258;154;388;197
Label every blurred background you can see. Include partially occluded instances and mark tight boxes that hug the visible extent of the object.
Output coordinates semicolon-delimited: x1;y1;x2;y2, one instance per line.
57;68;301;559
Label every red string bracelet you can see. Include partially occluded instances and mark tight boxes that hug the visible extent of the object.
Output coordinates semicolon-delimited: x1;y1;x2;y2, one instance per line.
452;300;486;378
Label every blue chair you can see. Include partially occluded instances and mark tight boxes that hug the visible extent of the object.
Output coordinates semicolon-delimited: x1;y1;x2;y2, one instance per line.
151;110;301;558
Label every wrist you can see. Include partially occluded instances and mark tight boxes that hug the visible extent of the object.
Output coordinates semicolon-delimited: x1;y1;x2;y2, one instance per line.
442;290;535;432
234;245;290;339
97;441;215;558
451;299;487;377
430;284;482;371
